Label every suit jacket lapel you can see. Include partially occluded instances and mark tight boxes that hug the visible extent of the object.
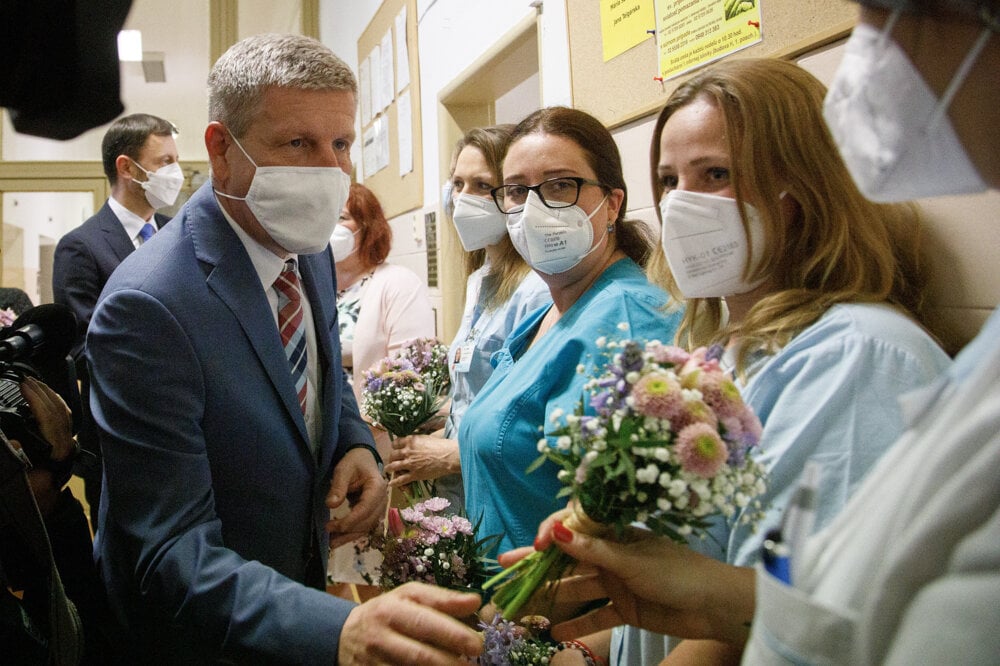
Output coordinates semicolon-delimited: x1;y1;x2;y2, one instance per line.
186;185;314;454
97;203;137;262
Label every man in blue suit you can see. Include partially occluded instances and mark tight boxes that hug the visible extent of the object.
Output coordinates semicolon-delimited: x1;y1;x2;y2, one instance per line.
87;34;482;664
53;113;181;525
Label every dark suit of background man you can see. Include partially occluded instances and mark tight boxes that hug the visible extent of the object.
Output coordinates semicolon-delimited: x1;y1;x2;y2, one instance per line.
52;113;182;525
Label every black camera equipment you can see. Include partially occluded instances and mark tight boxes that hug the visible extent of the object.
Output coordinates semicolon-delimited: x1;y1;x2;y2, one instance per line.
0;304;81;473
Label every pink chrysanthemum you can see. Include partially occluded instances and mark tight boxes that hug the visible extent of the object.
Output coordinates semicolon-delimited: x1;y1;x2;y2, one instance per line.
697;372;743;419
676;422;729;478
418;497;451;513
631;372;684;420
669;398;720;432
719;414;744;441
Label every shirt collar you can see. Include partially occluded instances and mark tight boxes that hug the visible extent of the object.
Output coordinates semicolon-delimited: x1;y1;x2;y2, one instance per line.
108;195;153;240
214;194;297;289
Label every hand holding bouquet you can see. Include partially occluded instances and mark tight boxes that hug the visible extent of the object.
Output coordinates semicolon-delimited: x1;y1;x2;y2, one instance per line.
362;337;450;438
484;338;768;620
361;337;450;499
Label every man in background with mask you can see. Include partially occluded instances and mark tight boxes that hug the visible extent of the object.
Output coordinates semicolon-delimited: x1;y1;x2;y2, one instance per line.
510;1;1000;664
87;34;482;663
53;112;182;526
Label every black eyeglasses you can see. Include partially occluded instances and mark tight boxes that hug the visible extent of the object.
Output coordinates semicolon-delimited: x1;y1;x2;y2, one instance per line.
491;177;607;214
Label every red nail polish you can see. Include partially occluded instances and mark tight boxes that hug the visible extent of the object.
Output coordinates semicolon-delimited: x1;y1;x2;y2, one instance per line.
534;535;543;550
553;520;573;543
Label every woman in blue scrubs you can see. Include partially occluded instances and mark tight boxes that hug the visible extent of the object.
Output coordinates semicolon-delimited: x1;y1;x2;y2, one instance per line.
459;107;683;560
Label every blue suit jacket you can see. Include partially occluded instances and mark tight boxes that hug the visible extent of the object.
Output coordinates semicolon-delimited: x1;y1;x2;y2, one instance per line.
89;183;375;663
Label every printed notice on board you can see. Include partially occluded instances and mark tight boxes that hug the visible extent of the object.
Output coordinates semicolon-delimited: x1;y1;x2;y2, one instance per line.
600;0;655;62
654;0;762;80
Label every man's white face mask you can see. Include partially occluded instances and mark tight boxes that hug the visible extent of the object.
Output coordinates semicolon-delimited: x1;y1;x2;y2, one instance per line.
132;160;184;210
823;11;992;202
215;133;350;255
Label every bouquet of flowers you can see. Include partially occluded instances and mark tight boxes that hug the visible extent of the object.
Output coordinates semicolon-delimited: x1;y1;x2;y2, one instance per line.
0;308;16;328
475;614;557;665
362;337;450;438
484;338;769;620
362;337;450;499
359;497;498;592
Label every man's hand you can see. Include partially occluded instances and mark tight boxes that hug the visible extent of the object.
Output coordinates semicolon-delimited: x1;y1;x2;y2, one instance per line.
338;582;482;665
20;376;76;460
16;376;77;515
326;446;387;547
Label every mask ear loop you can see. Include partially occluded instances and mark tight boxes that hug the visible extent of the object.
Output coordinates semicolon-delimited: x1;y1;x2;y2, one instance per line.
928;24;993;128
877;9;903;50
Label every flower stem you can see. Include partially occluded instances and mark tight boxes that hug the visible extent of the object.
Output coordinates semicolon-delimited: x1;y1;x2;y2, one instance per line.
485;545;571;620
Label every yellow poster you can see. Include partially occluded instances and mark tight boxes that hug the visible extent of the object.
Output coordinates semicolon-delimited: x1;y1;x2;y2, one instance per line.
654;0;763;80
600;0;656;62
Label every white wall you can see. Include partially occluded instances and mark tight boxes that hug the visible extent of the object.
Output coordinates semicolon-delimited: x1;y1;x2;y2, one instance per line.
2;192;94;303
320;0;571;208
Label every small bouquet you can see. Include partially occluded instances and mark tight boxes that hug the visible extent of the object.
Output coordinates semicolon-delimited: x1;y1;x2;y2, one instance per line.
0;308;16;328
475;614;557;665
362;337;451;499
362;337;450;438
484;338;768;620
359;497;498;592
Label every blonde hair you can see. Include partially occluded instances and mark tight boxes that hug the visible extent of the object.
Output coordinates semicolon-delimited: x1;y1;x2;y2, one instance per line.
450;125;533;311
648;58;933;372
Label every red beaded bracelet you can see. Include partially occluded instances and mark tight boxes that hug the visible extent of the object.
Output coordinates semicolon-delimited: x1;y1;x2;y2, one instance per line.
557;639;608;666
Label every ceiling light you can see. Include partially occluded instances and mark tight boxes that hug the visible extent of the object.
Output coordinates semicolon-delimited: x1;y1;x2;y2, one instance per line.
118;30;143;62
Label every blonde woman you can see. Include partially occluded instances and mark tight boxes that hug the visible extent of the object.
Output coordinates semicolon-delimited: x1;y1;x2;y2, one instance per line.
616;57;951;664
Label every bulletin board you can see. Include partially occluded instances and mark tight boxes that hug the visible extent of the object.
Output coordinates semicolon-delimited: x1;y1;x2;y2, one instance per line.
357;0;422;219
568;0;858;129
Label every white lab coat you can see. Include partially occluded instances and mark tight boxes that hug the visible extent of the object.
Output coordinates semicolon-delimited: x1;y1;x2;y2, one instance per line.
744;308;1000;664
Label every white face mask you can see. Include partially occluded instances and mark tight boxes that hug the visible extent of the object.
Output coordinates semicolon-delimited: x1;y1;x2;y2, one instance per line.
132;160;184;210
823;14;991;202
659;190;766;299
330;224;357;263
507;190;610;275
451;194;508;251
215;133;350;255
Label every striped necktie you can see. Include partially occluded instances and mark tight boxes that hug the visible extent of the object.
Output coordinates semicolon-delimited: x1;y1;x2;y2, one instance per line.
274;260;308;415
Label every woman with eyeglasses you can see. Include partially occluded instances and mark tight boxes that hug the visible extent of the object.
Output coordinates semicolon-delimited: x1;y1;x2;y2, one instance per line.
458;107;683;566
383;125;551;511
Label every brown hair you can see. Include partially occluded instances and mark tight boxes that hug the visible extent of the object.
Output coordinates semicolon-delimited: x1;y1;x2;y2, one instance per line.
509;107;654;267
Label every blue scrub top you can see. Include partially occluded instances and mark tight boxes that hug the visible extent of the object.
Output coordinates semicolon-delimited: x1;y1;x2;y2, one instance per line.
460;258;683;558
433;265;551;510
